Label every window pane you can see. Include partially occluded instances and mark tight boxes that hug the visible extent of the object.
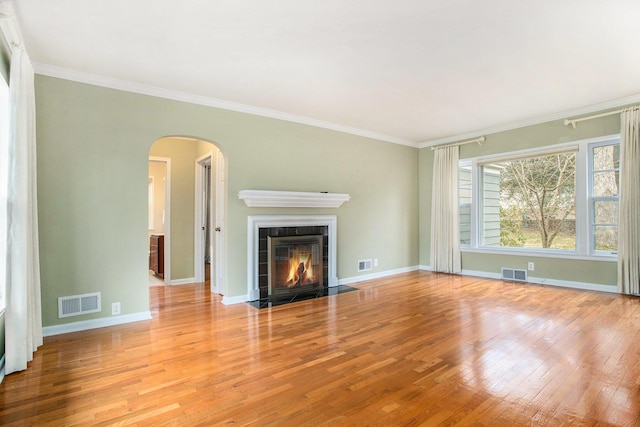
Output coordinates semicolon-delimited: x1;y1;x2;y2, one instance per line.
459;165;472;245
590;142;619;255
594;200;618;224
481;152;576;250
593;145;620;171
594;226;618;251
593;171;619;197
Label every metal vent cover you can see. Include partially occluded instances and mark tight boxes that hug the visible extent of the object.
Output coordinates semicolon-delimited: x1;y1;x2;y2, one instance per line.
58;292;101;318
501;268;527;282
358;259;372;272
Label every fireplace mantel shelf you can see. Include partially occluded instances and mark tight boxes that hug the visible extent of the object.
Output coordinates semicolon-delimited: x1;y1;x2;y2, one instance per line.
238;190;351;208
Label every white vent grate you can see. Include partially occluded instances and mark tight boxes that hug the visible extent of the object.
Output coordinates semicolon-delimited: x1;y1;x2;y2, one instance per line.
358;259;372;272
58;292;101;318
501;268;527;282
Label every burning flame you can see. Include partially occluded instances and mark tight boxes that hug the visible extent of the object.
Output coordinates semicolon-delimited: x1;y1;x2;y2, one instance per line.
286;252;315;287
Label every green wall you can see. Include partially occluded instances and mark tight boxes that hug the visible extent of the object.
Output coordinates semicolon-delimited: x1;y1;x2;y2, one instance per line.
419;112;622;288
35;75;419;327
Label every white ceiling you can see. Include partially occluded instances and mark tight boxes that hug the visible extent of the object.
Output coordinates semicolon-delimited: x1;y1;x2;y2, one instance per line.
12;0;640;147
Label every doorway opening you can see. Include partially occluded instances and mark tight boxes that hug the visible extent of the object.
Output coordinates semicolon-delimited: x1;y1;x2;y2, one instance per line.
148;156;170;286
195;150;226;294
148;137;225;295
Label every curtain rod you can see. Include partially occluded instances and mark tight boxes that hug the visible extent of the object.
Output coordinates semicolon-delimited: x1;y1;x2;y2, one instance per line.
431;136;485;151
564;105;639;129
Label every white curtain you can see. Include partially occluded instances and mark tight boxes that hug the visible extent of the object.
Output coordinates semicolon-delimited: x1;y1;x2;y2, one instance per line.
618;107;640;295
430;145;461;273
1;3;43;374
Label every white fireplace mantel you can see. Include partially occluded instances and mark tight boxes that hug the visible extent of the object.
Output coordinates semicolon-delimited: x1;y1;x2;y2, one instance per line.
238;190;350;208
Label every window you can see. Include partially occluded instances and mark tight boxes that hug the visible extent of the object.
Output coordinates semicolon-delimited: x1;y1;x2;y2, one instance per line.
459;136;619;258
589;142;619;253
0;74;9;312
459;162;472;246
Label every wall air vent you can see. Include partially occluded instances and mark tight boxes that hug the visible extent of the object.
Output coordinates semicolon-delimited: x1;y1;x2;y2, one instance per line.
358;259;372;272
501;268;527;282
58;292;101;318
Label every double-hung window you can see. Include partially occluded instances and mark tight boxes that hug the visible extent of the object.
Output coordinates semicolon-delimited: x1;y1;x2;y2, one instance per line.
589;141;619;254
459;136;619;258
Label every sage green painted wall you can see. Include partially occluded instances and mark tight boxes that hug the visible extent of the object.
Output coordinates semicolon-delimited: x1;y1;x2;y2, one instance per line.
419;112;622;287
35;75;419;326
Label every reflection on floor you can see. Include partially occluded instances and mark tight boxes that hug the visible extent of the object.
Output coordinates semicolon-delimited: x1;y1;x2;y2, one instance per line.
149;270;164;287
247;285;358;309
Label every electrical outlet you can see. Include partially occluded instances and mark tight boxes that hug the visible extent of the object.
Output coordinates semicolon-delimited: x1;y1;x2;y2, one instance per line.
112;302;121;315
374;259;379;267
528;262;534;271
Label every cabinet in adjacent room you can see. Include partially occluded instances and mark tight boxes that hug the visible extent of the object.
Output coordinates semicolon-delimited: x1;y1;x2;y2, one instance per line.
149;234;164;277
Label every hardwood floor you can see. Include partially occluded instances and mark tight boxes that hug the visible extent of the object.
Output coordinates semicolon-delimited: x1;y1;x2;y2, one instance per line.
2;271;640;426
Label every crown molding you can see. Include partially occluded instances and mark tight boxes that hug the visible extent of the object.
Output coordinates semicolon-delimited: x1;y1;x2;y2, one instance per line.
32;62;419;148
419;93;640;148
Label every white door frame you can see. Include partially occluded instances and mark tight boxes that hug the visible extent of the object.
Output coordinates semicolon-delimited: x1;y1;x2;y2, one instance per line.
214;151;226;295
194;152;214;286
149;156;171;285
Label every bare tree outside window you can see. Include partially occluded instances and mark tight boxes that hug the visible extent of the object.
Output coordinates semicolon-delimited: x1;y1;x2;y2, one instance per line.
592;144;619;251
483;152;576;249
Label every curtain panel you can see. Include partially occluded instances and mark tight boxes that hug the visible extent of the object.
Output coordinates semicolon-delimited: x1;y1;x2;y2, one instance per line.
430;145;461;274
618;107;640;295
1;0;43;375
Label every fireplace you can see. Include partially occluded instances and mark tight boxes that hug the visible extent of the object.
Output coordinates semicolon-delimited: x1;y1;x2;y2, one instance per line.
268;235;324;298
257;225;328;300
247;215;338;302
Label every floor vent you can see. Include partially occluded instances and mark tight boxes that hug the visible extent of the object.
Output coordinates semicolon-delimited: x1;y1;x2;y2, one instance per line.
501;268;527;282
358;259;372;272
58;292;101;318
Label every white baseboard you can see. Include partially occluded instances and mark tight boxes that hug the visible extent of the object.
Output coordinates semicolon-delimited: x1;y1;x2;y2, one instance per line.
461;269;502;280
338;265;420;285
42;311;153;337
221;294;249;305
461;269;617;293
526;276;618;293
221;264;617;305
170;277;196;286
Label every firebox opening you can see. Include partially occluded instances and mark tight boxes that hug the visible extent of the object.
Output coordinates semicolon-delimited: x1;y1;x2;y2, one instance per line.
268;235;324;299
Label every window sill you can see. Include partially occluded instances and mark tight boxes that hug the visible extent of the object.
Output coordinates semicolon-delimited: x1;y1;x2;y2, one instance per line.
461;247;617;262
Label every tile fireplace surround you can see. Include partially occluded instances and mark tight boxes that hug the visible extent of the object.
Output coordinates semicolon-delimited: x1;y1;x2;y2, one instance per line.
247;215;338;301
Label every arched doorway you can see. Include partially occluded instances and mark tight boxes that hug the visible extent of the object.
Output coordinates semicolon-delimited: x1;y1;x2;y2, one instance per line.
148;136;226;295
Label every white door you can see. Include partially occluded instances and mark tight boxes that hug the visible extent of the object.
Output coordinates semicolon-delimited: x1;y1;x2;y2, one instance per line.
214;151;226;294
194;153;213;284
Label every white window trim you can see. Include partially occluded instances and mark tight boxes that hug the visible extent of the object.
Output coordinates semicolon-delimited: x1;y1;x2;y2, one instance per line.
460;134;619;261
